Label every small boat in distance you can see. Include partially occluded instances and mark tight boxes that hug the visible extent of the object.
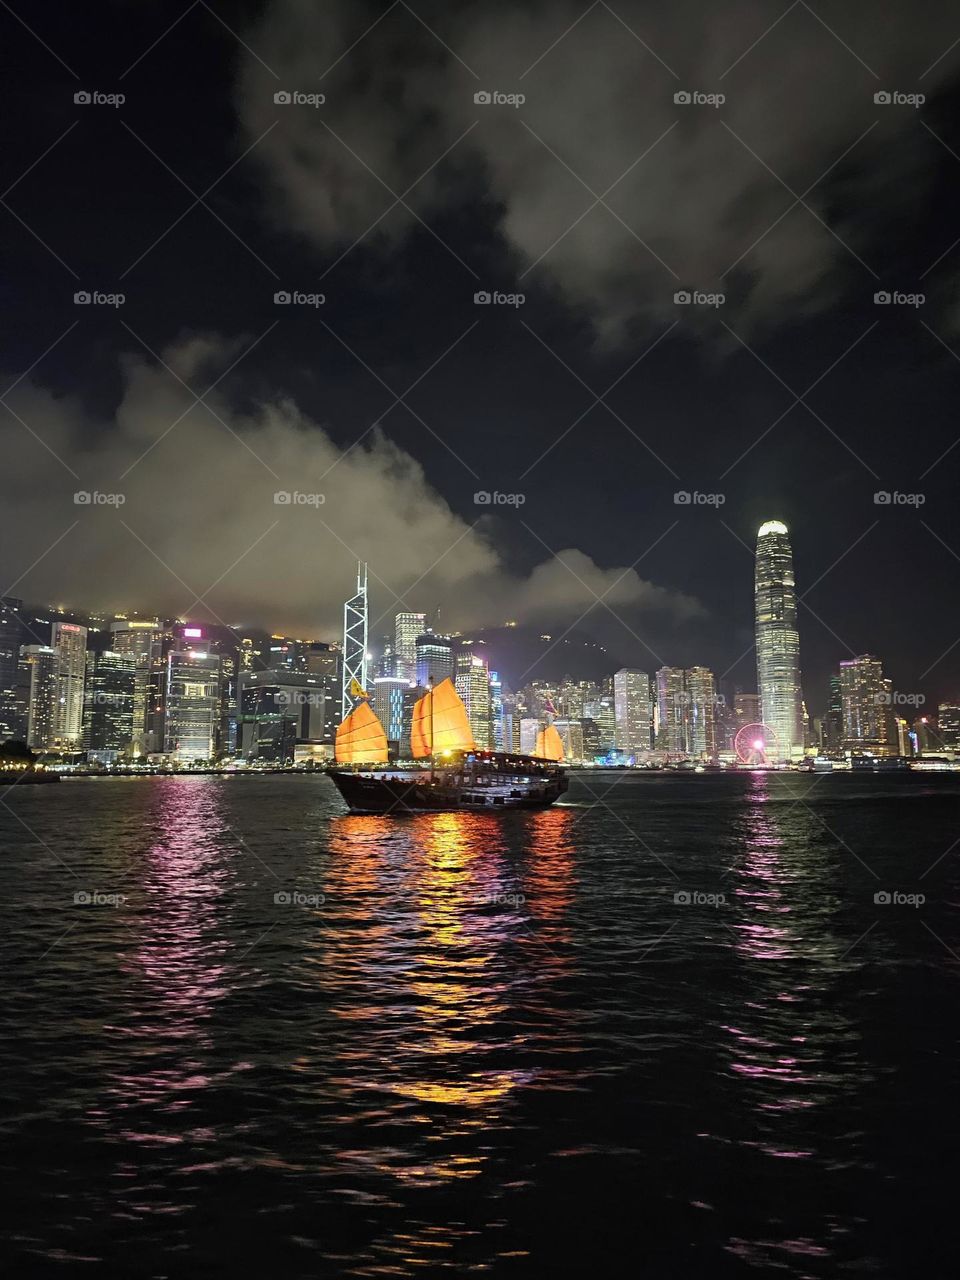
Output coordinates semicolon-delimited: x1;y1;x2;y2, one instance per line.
329;678;568;814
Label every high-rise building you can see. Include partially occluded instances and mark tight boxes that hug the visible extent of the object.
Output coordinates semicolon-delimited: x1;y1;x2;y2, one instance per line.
21;645;60;750
584;692;616;754
220;653;238;758
554;718;584;762
755;520;804;761
0;597;24;739
489;670;506;752
499;685;521;753
82;650;136;760
164;629;221;762
519;717;539;756
912;715;939;756
656;667;686;754
395;612;425;683
375;641;398;680
821;673;843;753
838;655;895;756
613;669;653;757
52;621;88;746
684;666;718;759
109;618;161;756
559;679;587;720
456;652;492;749
937;704;960;749
238;667;338;762
733;691;761;730
415;632;455;687
373;675;407;751
341;562;368;721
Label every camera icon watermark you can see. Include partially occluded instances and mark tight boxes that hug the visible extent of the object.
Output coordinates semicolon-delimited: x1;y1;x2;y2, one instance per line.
873;290;924;307
274;490;325;506
277;689;325;708
274;90;325;107
74;889;126;906
873;490;925;506
474;290;525;307
473;89;525;108
673;490;725;506
74;490;126;506
874;90;924;107
74;290;125;308
274;290;325;307
479;890;526;907
74;89;125;107
674;889;725;906
273;890;325;906
674;289;724;308
474;490;526;506
874;890;925;907
874;690;925;707
674;90;725;108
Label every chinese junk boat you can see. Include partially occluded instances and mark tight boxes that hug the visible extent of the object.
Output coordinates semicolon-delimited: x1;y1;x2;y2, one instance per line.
329;678;568;814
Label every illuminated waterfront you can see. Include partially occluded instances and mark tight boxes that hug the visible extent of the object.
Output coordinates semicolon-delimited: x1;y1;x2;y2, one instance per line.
2;772;959;1277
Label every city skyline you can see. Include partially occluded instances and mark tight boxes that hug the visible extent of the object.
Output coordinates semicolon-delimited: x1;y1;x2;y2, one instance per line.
4;531;959;766
3;507;956;723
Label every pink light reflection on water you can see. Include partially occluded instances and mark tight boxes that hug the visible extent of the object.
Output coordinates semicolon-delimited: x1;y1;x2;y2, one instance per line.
98;778;242;1144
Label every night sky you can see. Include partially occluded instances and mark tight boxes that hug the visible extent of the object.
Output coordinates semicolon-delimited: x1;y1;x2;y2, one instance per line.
2;0;960;713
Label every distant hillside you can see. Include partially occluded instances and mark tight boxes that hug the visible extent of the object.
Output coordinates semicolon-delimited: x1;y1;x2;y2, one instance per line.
455;625;612;689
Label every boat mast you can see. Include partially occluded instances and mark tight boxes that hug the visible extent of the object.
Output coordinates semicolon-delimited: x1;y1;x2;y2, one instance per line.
429;674;434;782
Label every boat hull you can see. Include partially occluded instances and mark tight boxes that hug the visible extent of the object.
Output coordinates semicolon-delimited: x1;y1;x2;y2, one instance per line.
329;753;568;814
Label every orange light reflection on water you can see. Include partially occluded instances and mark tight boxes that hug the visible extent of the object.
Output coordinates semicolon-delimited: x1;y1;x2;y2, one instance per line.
312;806;578;1196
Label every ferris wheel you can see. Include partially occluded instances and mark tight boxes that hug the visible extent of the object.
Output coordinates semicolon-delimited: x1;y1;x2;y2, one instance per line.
734;723;780;766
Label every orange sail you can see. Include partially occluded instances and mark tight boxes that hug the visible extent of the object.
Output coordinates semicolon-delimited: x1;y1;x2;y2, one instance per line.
410;678;476;758
534;724;564;762
335;701;389;764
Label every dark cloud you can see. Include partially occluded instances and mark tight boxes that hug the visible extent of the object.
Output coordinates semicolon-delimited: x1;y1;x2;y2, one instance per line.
237;0;959;339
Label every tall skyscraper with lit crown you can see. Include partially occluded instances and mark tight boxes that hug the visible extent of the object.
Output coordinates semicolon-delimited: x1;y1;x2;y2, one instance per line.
755;520;804;761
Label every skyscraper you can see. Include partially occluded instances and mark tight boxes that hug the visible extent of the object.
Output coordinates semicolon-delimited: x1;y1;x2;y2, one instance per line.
584;691;616;754
395;612;425;683
164;628;221;762
937;703;960;749
21;646;60;750
415;632;455;687
0;597;24;739
655;667;686;754
613;669;653;756
373;674;407;750
82;650;136;760
489;670;506;751
237;666;338;762
684;666;718;759
838;655;895;756
110;618;161;756
341;562;368;722
755;520;804;761
52;621;88;746
456;651;492;749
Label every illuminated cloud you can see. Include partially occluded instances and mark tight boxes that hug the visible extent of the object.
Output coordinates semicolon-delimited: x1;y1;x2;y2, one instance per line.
0;335;700;640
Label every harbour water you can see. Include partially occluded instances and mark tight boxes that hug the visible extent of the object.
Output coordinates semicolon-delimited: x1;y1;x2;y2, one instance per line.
2;771;958;1277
